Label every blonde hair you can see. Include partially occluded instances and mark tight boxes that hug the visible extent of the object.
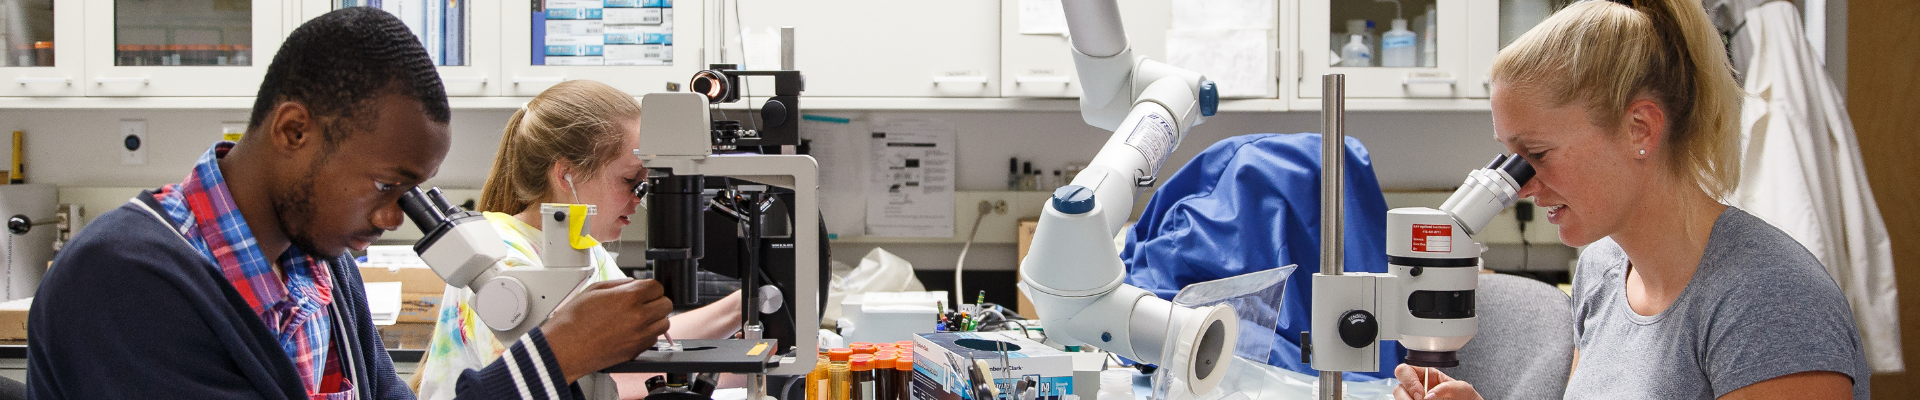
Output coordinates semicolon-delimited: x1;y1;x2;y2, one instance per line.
479;80;642;214
1491;0;1743;199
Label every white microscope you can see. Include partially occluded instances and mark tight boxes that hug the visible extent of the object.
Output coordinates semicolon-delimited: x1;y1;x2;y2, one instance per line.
397;188;598;343
1016;0;1240;395
1305;75;1536;399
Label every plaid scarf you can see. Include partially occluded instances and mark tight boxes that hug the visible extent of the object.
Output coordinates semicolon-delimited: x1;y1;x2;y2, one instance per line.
153;142;346;396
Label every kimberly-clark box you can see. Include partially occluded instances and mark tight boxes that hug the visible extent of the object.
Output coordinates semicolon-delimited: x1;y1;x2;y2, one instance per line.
911;332;1073;400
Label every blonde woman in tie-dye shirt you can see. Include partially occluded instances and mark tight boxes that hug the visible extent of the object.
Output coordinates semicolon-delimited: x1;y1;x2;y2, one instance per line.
415;80;743;400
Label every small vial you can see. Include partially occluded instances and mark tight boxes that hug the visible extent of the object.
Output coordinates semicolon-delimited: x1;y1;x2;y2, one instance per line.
850;355;877;400
829;348;854;366
895;341;914;350
1050;170;1062;190
807;354;830;400
1020;162;1037;191
850;342;878;355
32;41;52;66
893;351;915;400
829;362;851;400
873;351;898;400
1007;158;1021;190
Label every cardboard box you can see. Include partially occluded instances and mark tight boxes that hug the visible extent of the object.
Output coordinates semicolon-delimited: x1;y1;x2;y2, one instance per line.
0;297;30;341
1015;218;1039;319
359;265;446;323
378;322;437;350
358;265;446;294
912;332;1074;400
397;292;444;324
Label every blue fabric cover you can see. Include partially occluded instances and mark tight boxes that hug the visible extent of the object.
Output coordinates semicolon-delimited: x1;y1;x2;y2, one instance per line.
1121;133;1402;380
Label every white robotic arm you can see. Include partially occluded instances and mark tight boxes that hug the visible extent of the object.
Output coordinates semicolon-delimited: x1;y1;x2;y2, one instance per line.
400;188;597;343
1017;0;1234;394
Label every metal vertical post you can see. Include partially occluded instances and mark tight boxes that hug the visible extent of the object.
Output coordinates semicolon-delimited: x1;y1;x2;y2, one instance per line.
1318;74;1347;400
780;27;796;70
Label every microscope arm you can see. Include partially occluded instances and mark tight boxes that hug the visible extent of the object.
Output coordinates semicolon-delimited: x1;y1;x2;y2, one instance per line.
1018;2;1233;394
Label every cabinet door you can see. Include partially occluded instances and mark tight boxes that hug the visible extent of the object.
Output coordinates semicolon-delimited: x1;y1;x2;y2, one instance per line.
0;0;82;96
501;0;701;97
1468;0;1557;98
84;0;284;96
732;0;1000;97
1299;0;1467;99
999;0;1168;98
301;0;504;97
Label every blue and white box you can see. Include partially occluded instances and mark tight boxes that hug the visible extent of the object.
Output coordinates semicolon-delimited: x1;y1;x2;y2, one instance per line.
545;45;605;57
911;332;1075;400
606;44;671;63
605;25;670;45
544;56;606;66
603;7;663;24
607;0;669;7
544;8;603;20
546;20;605;40
605;0;669;7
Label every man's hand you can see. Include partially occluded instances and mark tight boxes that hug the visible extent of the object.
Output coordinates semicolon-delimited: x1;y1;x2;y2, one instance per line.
540;279;673;383
1393;364;1481;400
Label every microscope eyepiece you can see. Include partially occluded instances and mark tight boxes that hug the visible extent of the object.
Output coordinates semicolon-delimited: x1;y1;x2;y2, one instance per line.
399;187;448;232
1497;154;1535;187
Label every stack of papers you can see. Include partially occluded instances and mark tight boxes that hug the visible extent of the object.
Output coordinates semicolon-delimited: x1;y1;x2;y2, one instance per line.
363;282;404;326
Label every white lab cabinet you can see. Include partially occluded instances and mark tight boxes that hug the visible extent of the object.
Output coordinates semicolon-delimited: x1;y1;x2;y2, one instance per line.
0;0;82;96
1463;0;1501;98
82;0;284;97
998;0;1169;98
733;0;1000;98
1297;0;1490;100
299;0;506;97
500;0;702;97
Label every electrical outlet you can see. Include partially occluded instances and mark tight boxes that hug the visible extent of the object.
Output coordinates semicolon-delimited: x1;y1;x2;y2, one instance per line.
120;119;146;165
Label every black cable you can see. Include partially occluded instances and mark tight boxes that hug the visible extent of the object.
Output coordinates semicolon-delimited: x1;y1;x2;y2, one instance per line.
1519;219;1530;270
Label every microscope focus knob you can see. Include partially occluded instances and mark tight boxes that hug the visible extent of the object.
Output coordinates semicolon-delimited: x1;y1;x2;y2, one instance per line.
1337;310;1377;349
474;277;532;332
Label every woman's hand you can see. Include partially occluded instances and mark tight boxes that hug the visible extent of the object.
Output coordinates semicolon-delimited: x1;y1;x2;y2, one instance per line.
1393;364;1482;400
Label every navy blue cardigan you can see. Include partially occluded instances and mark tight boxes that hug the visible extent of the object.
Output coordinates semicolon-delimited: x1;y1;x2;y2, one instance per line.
26;192;582;399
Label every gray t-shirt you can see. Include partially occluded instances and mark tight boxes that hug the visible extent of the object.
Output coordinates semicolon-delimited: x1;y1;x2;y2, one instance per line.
1563;207;1868;399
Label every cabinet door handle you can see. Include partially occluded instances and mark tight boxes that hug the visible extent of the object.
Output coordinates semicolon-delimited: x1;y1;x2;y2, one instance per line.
94;77;150;85
443;76;488;84
1014;75;1070;84
932;76;988;85
512;76;565;84
1401;76;1457;86
14;77;71;85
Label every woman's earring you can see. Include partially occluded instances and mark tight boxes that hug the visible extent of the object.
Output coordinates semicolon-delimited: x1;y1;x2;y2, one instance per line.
1638;149;1647;156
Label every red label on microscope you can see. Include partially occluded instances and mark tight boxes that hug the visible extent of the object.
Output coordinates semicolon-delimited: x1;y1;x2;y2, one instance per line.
1411;224;1452;253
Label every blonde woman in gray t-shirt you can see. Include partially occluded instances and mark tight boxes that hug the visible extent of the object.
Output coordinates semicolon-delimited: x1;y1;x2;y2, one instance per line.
1393;0;1869;399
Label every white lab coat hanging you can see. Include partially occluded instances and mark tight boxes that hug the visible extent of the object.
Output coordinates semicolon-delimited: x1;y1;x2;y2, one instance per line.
1731;1;1902;373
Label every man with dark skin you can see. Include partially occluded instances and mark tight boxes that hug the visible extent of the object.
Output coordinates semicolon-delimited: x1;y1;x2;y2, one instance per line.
232;89;668;386
27;8;668;398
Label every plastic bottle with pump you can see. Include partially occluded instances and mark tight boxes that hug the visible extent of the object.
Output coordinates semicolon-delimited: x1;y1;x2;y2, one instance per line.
1340;34;1373;67
1382;18;1417;67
